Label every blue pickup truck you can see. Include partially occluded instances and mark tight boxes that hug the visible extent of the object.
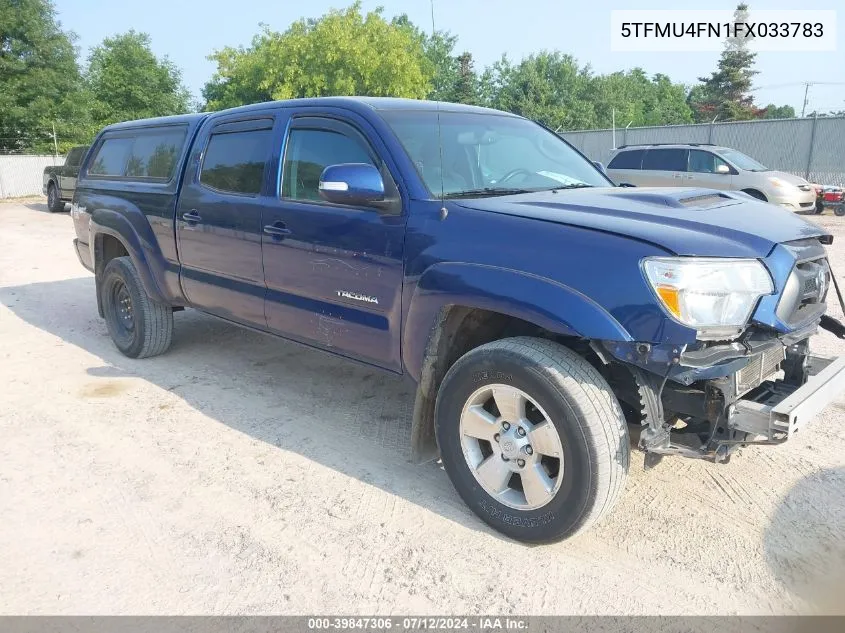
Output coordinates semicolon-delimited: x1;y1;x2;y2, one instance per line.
70;97;845;543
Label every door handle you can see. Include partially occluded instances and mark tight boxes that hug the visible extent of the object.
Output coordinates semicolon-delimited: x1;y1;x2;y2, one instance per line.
182;210;202;224
264;221;292;240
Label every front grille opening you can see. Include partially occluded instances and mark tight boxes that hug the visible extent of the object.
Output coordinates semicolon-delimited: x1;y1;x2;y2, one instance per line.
775;256;829;326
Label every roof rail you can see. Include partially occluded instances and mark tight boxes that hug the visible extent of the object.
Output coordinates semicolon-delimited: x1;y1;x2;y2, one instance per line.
616;143;717;149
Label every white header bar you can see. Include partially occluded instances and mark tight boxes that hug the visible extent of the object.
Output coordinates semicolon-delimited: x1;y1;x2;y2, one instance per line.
611;10;837;52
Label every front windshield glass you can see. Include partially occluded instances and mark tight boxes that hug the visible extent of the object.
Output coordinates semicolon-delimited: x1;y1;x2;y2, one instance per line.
716;148;769;172
380;110;611;197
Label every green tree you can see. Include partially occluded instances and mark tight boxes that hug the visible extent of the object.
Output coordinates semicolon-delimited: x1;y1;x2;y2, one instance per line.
390;15;480;105
591;69;693;128
203;3;432;110
689;3;760;121
86;30;190;125
761;104;796;119
451;52;480;105
0;0;90;152
487;52;597;130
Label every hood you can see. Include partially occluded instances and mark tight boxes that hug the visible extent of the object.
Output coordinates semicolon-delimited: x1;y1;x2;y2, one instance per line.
769;171;810;187
456;187;829;258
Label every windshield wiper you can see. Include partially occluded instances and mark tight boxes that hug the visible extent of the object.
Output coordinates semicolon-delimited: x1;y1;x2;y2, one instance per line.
443;187;535;199
549;183;594;191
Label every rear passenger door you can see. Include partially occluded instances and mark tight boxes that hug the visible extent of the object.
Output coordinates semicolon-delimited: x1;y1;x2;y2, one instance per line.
175;115;276;327
639;148;689;187
261;112;407;372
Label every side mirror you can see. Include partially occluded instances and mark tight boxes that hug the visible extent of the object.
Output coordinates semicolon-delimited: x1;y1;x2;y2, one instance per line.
715;164;730;175
593;161;607;174
318;163;385;205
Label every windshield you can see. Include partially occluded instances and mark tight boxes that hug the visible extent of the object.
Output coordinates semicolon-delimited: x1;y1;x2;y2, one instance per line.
716;148;769;172
380;110;612;197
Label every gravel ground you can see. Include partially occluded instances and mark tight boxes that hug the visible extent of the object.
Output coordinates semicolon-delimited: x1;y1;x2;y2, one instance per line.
1;200;844;615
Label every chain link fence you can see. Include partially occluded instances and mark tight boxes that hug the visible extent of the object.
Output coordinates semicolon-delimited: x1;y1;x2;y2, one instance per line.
563;116;845;187
0;154;64;199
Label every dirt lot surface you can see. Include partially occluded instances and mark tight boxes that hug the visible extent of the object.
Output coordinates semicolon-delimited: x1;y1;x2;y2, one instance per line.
2;200;844;615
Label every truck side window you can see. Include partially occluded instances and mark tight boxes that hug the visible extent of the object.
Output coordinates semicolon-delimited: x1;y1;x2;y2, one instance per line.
125;129;187;180
88;138;133;176
66;147;83;167
282;128;375;202
200;129;272;195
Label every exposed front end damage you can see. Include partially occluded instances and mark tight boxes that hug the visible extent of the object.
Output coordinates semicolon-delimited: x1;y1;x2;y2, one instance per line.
599;238;845;467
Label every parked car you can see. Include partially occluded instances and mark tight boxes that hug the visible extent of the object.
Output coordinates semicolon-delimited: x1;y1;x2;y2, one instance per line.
606;143;817;212
43;145;89;213
69;98;845;543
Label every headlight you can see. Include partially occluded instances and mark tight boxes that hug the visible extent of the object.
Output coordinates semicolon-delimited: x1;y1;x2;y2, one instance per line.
768;177;795;189
642;257;774;339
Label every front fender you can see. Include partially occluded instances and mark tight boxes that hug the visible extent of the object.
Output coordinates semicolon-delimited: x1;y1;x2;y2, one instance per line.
89;205;171;305
403;262;632;383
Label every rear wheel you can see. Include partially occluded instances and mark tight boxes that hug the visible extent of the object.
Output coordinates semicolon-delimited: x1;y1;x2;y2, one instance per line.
435;337;629;543
100;256;173;358
47;182;64;212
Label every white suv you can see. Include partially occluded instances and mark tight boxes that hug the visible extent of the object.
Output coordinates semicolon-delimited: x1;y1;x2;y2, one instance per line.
606;144;817;212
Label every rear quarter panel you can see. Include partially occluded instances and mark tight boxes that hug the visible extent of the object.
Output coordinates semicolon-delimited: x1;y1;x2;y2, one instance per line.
72;116;207;304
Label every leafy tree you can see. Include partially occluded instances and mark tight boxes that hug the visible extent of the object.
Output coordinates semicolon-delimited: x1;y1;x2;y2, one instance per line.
451;52;480;105
0;0;90;152
592;69;693;128
761;104;796;119
203;2;431;110
391;15;479;105
689;3;761;121
487;52;597;130
86;30;190;125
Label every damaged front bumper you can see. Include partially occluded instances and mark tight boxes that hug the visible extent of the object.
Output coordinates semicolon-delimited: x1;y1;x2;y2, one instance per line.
600;315;845;467
730;355;845;441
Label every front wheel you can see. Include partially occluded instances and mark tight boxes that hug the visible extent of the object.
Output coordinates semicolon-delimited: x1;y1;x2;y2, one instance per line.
100;256;173;358
835;206;845;217
435;337;629;543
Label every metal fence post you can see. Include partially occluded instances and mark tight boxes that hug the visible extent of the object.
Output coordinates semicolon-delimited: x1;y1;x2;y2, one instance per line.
805;113;818;181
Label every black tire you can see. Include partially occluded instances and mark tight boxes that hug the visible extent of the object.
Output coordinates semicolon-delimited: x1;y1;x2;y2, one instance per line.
742;189;767;202
835;206;845;217
435;337;629;543
100;256;173;358
47;182;65;213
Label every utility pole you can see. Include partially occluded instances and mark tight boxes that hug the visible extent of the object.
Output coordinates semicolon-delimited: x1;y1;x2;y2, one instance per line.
801;82;812;118
51;122;58;158
611;108;616;150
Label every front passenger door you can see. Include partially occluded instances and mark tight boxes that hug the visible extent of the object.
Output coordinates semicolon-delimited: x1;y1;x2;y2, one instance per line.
687;149;734;191
262;114;407;371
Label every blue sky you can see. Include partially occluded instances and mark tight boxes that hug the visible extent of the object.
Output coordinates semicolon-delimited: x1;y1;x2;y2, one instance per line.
53;0;845;115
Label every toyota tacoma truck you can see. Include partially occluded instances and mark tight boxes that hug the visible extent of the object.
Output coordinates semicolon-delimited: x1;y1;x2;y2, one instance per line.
69;98;845;543
43;145;89;212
